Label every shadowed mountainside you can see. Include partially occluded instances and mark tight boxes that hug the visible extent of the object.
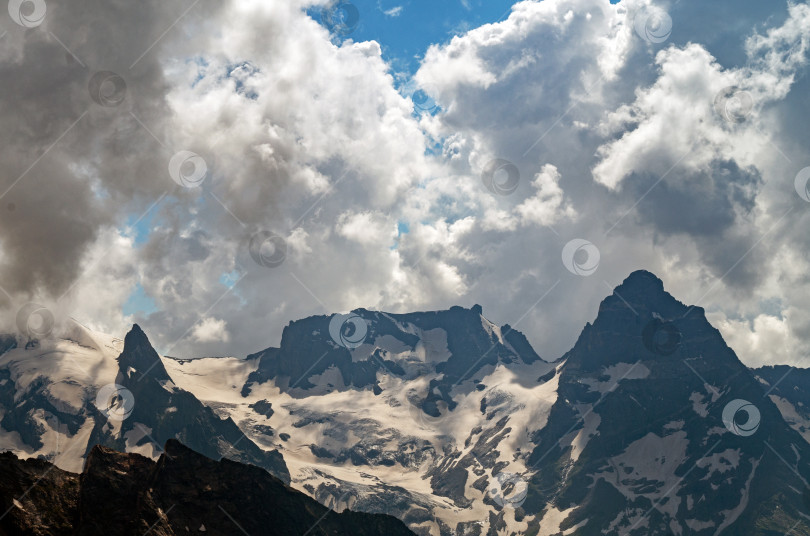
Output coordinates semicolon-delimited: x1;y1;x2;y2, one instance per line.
0;439;414;536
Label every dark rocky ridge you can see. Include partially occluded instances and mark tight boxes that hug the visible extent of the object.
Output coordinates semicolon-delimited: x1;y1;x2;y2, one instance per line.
0;439;414;536
86;324;290;483
524;270;810;535
5;270;810;535
0;324;289;484
0;451;79;535
244;305;543;415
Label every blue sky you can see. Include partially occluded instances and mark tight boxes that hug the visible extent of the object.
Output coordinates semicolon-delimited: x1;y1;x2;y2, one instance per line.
311;0;518;75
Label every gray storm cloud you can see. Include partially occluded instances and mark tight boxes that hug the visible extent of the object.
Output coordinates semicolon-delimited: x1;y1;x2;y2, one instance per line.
1;0;809;368
0;0;211;306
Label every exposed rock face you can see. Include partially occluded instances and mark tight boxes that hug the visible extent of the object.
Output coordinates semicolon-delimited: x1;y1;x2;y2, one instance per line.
5;271;810;535
90;324;290;483
524;270;810;534
162;273;810;534
0;452;79;535
0;321;289;484
244;305;542;413
0;440;414;536
233;304;557;534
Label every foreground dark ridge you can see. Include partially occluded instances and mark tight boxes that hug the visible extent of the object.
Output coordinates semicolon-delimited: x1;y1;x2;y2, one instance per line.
4;270;810;534
0;439;414;536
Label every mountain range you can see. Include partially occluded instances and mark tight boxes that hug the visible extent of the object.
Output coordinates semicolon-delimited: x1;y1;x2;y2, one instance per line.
1;270;810;535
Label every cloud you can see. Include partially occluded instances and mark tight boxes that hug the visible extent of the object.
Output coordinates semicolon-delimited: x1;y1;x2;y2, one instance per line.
191;316;230;344
2;0;810;368
709;311;804;368
516;164;576;227
0;0;199;325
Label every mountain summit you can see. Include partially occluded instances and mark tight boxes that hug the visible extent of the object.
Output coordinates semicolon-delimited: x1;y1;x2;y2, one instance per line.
523;270;810;534
244;304;542;415
2;271;810;535
98;324;290;483
118;323;172;382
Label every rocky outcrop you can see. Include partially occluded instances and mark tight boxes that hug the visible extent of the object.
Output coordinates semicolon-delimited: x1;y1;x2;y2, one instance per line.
0;440;413;536
88;324;290;484
524;270;810;535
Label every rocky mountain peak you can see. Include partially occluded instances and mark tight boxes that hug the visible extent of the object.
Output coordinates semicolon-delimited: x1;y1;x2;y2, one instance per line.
600;269;687;317
118;323;171;382
82;323;291;484
620;268;665;292
4;271;810;535
558;270;725;375
245;301;542;401
520;271;810;535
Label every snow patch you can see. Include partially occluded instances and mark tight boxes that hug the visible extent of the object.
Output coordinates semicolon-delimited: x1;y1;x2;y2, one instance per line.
580;362;650;394
560;404;601;463
690;391;709;417
769;395;810;444
124;423;161;459
538;506;577;536
696;448;740;478
596;431;690;519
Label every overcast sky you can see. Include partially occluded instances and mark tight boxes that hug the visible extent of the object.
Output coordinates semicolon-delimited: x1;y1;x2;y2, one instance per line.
1;0;809;367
